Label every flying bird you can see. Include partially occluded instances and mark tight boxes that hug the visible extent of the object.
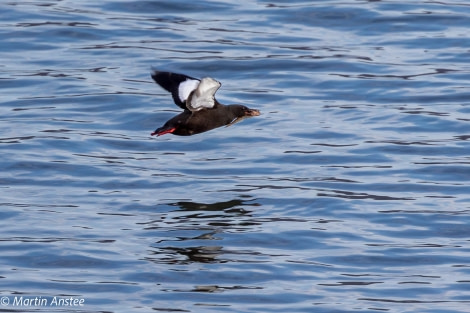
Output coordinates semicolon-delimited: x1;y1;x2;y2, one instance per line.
150;70;260;136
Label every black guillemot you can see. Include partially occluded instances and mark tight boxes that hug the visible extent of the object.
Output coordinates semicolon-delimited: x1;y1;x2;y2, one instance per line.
150;69;260;136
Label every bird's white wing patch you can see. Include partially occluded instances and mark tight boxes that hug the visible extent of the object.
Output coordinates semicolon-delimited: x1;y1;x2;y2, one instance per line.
178;79;200;103
187;77;221;111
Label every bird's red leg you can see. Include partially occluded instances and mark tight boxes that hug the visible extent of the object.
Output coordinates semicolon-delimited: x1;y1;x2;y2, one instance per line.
151;127;176;136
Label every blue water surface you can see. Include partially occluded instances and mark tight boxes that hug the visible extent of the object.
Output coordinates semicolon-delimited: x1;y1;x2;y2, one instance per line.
1;1;470;312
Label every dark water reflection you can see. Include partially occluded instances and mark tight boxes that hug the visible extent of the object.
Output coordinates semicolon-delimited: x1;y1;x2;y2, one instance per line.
2;0;470;312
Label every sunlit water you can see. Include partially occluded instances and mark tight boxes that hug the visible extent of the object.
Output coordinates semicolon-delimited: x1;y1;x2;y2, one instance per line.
1;1;470;312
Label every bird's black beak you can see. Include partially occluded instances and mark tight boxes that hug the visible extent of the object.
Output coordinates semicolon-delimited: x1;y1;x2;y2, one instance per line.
244;108;260;117
227;108;260;127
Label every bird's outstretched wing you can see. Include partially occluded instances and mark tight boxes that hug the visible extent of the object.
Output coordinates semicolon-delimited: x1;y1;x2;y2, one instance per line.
151;69;200;110
186;77;221;111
